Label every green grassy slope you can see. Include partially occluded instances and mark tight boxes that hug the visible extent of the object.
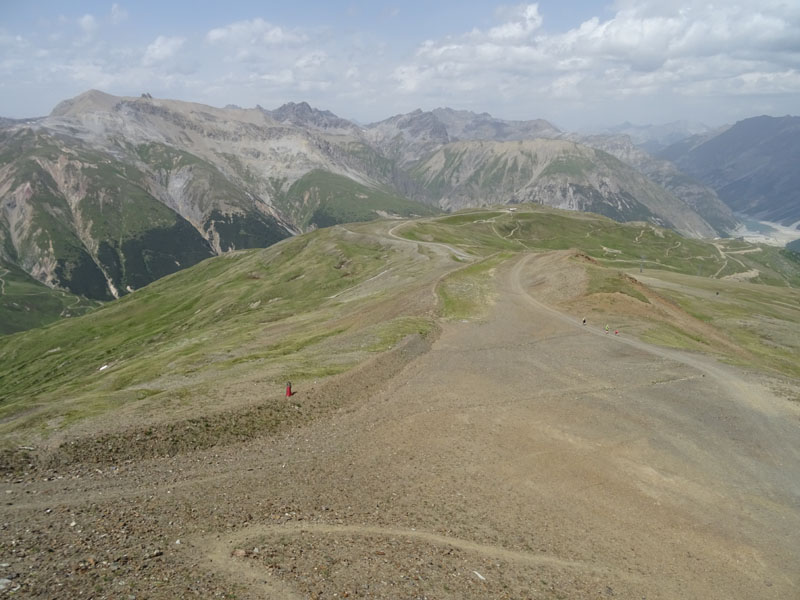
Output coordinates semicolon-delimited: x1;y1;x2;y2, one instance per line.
0;261;99;335
638;271;800;378
2;205;798;446
1;131;218;301
0;225;441;441
279;169;439;230
401;207;800;285
397;206;800;379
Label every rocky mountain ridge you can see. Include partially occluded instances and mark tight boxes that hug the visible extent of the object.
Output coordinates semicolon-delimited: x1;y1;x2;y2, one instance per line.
1;89;741;305
562;133;738;233
601;120;715;153
363;107;561;165
411;138;720;237
659;115;800;228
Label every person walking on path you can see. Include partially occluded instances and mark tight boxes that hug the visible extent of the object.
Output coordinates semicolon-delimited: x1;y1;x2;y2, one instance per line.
605;323;610;334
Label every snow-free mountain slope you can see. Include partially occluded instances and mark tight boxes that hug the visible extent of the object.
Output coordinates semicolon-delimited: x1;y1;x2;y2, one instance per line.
658;115;800;227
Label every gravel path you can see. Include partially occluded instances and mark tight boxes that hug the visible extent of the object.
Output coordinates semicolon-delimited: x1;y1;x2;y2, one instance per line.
3;251;799;599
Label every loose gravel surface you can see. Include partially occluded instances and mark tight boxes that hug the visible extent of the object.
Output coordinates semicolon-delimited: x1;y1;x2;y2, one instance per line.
2;252;799;599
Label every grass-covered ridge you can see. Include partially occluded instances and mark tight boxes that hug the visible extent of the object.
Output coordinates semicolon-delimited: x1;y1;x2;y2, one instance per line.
0;224;446;442
438;253;512;320
281;169;439;230
397;205;800;379
3;204;799;446
400;206;800;285
637;272;800;378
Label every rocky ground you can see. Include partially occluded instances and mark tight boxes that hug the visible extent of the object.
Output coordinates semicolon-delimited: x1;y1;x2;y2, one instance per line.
2;252;799;599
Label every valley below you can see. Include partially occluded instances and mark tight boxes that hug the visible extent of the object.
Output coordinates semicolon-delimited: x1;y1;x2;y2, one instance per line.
2;208;799;599
730;216;800;247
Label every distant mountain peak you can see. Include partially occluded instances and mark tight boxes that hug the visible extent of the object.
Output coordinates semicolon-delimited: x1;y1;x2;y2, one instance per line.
276;100;313;112
50;89;120;117
365;107;560;164
2;88;753;324
602;120;712;153
267;101;354;131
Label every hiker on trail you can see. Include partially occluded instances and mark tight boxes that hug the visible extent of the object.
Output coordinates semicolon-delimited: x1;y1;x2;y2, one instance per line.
582;317;586;326
605;323;610;334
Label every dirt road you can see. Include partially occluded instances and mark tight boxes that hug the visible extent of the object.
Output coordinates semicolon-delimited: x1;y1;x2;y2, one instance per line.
3;252;799;599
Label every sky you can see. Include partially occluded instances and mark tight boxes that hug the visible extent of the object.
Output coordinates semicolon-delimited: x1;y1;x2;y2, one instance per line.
1;1;799;130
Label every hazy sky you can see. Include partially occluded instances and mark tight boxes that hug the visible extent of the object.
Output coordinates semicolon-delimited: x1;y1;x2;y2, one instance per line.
1;1;798;130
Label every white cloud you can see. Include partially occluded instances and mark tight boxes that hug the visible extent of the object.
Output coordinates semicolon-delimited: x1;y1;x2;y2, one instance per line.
545;73;585;100
206;18;306;46
78;14;98;35
488;4;543;41
345;66;360;80
198;17;339;106
257;69;294;85
2;1;799;127
389;1;800;124
0;31;27;47
295;51;326;70
111;4;129;25
392;65;427;93
57;60;116;89
142;35;185;66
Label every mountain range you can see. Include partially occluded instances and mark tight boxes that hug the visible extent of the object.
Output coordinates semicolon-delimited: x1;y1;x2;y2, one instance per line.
601;120;715;153
658;115;800;227
1;90;797;323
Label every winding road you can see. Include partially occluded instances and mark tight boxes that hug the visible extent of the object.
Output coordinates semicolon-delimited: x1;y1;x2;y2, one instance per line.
197;251;800;598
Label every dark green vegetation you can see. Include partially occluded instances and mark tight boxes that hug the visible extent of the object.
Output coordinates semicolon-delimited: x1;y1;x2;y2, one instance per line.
2;205;799;448
203;210;289;251
0;134;291;314
569;185;658;224
279;170;439;229
101;220;215;291
0;262;98;335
